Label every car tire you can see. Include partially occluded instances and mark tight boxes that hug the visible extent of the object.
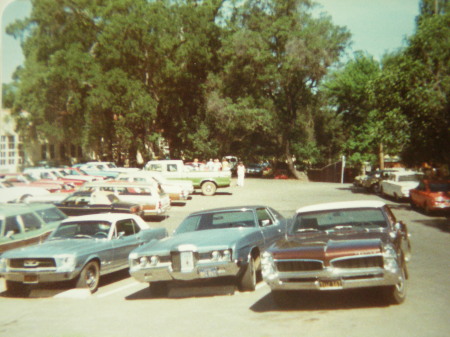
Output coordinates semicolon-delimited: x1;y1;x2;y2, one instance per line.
201;182;217;196
383;264;407;304
6;280;30;297
76;261;100;293
149;281;169;297
238;257;257;292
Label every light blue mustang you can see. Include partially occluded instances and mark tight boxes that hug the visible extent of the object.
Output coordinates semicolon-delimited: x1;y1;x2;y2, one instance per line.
0;213;167;296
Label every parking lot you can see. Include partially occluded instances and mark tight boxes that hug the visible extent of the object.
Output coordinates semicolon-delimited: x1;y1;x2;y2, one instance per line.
1;178;449;337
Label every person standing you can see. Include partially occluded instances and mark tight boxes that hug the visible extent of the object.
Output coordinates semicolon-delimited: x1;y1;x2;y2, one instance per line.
237;161;246;187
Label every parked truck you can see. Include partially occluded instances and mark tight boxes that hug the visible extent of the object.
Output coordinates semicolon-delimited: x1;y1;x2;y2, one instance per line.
144;160;231;196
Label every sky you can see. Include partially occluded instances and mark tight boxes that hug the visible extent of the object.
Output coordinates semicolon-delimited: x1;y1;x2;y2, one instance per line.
1;0;420;85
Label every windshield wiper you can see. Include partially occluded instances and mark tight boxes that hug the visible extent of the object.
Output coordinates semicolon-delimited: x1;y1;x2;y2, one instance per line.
296;228;319;232
329;225;353;231
73;234;92;239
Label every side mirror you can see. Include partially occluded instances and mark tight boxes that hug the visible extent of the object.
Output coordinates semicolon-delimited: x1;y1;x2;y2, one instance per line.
117;231;125;239
6;230;15;238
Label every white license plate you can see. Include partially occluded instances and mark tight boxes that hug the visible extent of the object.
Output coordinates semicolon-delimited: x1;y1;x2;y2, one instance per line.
319;279;342;289
23;274;39;284
180;252;194;272
199;267;218;278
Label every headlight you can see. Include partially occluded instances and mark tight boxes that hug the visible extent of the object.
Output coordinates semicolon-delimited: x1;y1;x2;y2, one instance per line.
55;254;76;272
261;251;275;277
150;256;159;266
0;258;7;272
139;256;149;267
211;250;231;261
383;245;399;272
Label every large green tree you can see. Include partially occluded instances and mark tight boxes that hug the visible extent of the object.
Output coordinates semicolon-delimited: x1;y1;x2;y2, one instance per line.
206;0;350;176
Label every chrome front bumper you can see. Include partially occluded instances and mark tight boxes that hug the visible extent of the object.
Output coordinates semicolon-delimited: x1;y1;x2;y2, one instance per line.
263;266;402;291
1;269;79;284
130;261;240;283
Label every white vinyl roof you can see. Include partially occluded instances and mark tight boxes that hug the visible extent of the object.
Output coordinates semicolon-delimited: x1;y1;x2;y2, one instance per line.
296;200;386;214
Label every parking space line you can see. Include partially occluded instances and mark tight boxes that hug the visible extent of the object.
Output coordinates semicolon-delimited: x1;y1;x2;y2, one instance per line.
96;281;143;298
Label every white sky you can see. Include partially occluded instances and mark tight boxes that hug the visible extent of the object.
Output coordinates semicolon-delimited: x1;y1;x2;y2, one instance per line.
1;0;420;84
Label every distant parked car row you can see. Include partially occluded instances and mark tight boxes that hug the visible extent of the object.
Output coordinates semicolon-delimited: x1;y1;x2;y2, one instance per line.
354;168;450;214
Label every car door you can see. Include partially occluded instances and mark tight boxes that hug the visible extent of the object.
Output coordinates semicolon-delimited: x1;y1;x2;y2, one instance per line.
111;218;143;270
255;207;284;249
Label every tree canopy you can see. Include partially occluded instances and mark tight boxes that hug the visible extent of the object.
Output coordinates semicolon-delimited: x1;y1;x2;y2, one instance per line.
4;0;449;174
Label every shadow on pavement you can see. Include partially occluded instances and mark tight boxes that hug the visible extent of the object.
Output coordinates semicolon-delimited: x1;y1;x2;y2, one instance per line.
126;278;239;300
250;288;390;312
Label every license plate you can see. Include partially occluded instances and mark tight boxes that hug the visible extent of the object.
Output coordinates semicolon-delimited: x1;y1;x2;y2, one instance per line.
23;274;39;284
319;279;342;289
199;267;218;278
180;252;194;272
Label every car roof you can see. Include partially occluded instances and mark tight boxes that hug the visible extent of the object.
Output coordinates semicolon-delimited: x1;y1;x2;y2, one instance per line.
296;200;386;214
0;203;58;217
61;213;140;223
188;205;269;216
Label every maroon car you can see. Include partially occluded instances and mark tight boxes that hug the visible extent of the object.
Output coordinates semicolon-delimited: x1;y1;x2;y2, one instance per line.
262;200;411;307
410;179;450;213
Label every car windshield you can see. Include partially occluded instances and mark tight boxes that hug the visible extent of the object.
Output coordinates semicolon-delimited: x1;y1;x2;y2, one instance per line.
429;182;450;192
292;208;388;233
51;221;112;239
175;210;256;234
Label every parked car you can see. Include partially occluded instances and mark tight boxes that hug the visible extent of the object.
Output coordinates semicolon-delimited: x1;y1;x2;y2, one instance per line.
0;173;67;193
0;185;52;203
57;167;105;182
410;179;450;213
79;181;171;216
144;160;231;196
129;205;288;295
115;171;192;203
0;213;168;295
54;191;143;217
0;203;67;253
261;200;411;307
357;168;405;193
246;163;264;177
380;171;423;200
72;163;119;179
23;168;85;187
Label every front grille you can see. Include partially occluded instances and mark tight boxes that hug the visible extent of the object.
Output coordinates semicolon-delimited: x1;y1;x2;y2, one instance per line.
171;251;198;272
276;260;323;272
331;256;383;269
9;258;56;269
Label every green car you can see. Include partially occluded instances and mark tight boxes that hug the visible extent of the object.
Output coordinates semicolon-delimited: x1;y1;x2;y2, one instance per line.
0;203;67;254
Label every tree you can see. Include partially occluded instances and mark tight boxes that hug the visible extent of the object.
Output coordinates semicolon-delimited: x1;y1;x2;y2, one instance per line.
207;0;350;177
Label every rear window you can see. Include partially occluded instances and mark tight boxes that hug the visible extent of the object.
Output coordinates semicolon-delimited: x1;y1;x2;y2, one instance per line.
293;208;388;233
35;207;67;223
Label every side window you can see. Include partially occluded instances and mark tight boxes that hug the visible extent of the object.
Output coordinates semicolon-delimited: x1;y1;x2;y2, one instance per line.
256;208;273;227
20;213;42;232
5;216;22;235
167;164;177;172
116;219;138;236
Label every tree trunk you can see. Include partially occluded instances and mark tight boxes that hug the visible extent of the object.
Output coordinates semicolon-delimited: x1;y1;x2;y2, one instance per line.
285;140;309;181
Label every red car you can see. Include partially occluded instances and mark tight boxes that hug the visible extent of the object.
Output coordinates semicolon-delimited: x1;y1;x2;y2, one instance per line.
0;173;70;193
410;179;450;213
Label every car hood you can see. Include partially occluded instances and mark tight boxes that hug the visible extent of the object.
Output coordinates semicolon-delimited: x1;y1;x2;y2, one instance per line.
269;230;389;262
136;227;256;253
1;239;105;259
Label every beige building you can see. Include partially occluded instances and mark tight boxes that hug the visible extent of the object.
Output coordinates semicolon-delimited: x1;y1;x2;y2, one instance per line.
0;109;84;173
